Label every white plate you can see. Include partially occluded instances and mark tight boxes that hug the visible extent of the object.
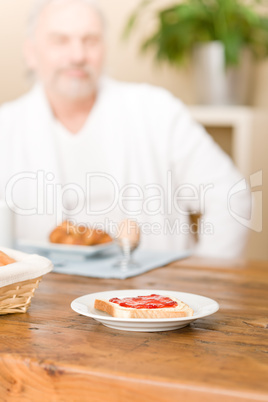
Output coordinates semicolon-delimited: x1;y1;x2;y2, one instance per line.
17;239;116;257
71;289;219;332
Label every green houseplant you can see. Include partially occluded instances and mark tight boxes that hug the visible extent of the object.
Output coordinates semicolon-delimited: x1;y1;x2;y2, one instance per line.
124;0;268;104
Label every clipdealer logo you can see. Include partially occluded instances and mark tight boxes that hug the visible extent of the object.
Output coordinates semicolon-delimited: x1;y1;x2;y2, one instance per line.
5;170;214;218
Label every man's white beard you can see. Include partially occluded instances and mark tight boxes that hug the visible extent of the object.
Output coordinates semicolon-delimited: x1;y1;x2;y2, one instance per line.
50;66;99;100
56;77;97;99
53;78;97;100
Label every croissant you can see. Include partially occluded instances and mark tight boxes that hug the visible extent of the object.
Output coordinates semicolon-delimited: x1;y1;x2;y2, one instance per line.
49;221;112;246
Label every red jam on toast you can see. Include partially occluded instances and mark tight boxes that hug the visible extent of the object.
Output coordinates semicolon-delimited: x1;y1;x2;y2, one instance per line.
109;294;178;309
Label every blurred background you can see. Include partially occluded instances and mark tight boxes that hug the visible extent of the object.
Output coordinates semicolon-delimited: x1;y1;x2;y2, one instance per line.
0;0;267;260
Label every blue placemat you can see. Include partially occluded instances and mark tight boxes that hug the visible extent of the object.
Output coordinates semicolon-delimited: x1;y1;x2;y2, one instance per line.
50;249;191;279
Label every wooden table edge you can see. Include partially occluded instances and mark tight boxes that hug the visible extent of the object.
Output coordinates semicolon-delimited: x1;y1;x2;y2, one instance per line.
1;354;267;402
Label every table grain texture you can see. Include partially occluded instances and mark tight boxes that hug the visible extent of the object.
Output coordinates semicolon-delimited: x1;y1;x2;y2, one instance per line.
0;258;268;402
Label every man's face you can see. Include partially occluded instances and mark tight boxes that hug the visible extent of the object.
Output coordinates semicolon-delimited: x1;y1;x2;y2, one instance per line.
25;1;106;99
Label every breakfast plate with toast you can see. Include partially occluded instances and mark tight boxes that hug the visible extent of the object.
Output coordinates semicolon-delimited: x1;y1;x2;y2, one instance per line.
71;289;219;332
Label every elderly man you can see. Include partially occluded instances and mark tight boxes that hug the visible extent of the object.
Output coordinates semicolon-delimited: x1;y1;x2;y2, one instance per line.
0;0;250;257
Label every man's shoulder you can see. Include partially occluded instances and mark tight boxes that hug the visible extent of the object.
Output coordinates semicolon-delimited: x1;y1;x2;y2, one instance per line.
0;88;36;110
0;86;44;145
0;86;38;120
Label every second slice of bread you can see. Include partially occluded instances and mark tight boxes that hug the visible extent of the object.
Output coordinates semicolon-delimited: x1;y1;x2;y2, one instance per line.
0;251;16;267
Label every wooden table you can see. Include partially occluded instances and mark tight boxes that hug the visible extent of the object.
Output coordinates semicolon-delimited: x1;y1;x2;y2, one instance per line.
0;258;268;401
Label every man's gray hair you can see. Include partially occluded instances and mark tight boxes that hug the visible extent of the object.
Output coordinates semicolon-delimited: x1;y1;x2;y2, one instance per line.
27;0;106;37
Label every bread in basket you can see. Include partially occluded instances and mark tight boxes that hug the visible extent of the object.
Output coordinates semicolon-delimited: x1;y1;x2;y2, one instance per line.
0;247;53;315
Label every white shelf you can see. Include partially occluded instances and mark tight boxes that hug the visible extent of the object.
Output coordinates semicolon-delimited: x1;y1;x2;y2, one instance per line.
189;105;255;177
189;105;254;126
189;106;268;261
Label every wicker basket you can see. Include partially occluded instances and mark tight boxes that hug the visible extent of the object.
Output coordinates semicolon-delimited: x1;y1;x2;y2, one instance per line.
0;246;53;315
0;276;43;315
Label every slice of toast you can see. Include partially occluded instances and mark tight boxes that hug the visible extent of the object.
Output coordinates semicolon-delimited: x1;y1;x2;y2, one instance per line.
94;295;194;319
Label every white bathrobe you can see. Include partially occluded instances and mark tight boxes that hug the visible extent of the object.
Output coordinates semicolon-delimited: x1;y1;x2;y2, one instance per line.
0;77;250;257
